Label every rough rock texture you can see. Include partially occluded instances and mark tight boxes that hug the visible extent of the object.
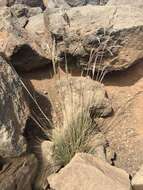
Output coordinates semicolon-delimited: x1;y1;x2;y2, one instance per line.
100;60;143;175
0;0;45;8
26;13;45;36
132;165;143;190
55;77;112;128
0;154;37;190
0;6;51;72
44;0;108;8
0;55;29;158
10;3;43;19
44;5;143;72
34;141;55;190
107;0;143;7
48;153;132;190
15;0;45;8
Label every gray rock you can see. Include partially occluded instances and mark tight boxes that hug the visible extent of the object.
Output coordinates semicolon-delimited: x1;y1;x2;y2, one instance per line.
27;6;42;17
44;5;143;72
43;0;108;8
9;0;45;8
0;154;37;190
0;55;29;158
10;3;43;18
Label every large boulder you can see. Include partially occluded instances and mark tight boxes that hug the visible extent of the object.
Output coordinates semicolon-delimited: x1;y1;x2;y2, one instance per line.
44;5;143;72
0;6;51;72
0;55;29;158
54;77;112;128
0;154;37;190
48;153;132;190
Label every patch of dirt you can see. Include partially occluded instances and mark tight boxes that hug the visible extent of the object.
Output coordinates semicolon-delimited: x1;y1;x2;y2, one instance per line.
101;61;143;175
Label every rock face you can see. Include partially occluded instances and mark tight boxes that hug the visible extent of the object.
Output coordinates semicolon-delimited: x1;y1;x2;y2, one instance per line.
48;153;132;190
0;55;29;158
44;5;143;72
0;154;37;190
132;165;143;190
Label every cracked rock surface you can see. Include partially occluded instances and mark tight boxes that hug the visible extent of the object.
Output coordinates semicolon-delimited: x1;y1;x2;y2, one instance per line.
0;55;29;158
44;5;143;72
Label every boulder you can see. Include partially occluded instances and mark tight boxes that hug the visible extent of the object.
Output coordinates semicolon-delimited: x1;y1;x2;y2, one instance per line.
54;77;112;128
44;5;143;72
26;13;45;36
48;153;132;190
107;0;143;7
0;55;29;158
132;165;143;190
0;154;37;190
0;6;51;72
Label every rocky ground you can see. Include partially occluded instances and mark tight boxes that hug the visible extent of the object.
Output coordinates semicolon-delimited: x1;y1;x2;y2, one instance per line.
0;0;143;190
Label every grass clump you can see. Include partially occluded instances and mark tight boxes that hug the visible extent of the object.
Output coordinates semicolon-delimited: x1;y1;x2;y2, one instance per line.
52;110;97;168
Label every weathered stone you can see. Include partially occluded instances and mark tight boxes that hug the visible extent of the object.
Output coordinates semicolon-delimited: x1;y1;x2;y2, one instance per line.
0;6;51;72
132;165;143;190
54;77;112;128
44;5;143;72
27;7;43;17
26;13;45;36
0;154;37;190
10;3;43;19
4;0;45;8
48;153;132;190
0;55;29;158
34;141;55;190
44;0;108;8
15;0;45;8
